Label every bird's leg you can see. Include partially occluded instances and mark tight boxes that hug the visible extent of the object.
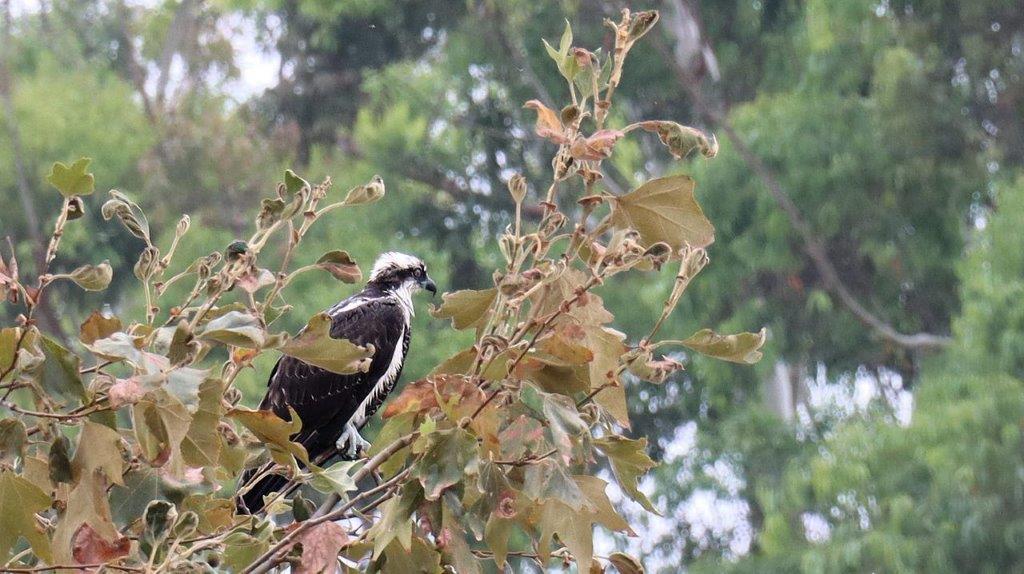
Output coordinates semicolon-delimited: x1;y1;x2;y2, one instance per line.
337;421;370;459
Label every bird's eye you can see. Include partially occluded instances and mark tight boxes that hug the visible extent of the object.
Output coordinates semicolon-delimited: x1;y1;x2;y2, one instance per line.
413;268;423;278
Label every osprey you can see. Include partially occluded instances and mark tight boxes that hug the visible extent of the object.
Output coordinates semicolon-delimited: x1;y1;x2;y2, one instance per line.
239;252;436;513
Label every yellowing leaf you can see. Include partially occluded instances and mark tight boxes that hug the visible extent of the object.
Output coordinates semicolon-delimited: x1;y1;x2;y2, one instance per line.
610;175;715;250
429;288;496;330
281;312;374;374
228;406;310;467
680;327;767;364
593;436;659;514
73;421;125;486
46;157;95;197
0;471;53;562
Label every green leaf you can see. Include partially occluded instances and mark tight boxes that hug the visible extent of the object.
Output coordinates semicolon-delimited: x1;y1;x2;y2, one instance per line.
610;175;715;250
223;530;271;572
0;419;26;462
412;427;478;500
310;460;360;497
316;250;362;283
679;327;767;364
199;311;268;349
594;436;659;514
73;421;125;486
369;481;422;559
48;435;73;484
284;169;309;195
281;312;374;374
67;261;113;291
429;288;496;330
0;471;53;562
181;377;223;468
46;157;94;197
133;388;191;471
85;332;146;367
38;336;87;403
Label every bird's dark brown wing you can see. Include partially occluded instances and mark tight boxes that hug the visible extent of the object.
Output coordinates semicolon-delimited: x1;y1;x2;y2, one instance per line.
259;295;407;458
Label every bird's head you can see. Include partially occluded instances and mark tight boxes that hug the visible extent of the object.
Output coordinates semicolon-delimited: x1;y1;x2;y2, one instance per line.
367;252;437;296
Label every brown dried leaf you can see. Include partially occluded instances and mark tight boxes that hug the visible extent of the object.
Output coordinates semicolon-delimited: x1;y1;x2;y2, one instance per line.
569;129;624;161
71;523;130;565
290;521;349;574
79;311;122;345
524;100;569;144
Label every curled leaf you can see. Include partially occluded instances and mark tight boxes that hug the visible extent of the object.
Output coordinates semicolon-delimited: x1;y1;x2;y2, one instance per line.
343;175;386;206
569;130;624;161
637;121;718;159
680;327;767;364
316;250;362;283
68;261;113;291
524;100;569;144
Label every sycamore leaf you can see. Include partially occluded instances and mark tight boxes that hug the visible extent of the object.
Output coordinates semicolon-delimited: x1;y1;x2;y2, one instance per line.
369;482;422;558
569;130;624;161
316;250;362;283
538;500;594;573
608;552;645;574
181;377;223;469
343;175;386;206
680;327;767;364
610;175;714;250
46;157;94;197
73;421;125;486
38;336;87;403
0;419;26;462
284;169;310;196
79;311;122;345
382;375;485;420
0;472;53;562
412;427;478;501
636;121;718;159
524;100;569;144
67;261;113;291
223;531;271;572
133;389;191;472
281;312;374;374
101;190;151;240
200;311;267;349
289;521;349;574
71;523;130;565
228;406;310;467
85;332;146;366
594;436;659;514
310;460;360;497
379;537;441;574
429;288;496;330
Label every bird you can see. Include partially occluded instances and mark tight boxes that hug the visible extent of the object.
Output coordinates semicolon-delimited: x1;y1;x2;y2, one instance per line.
238;251;436;513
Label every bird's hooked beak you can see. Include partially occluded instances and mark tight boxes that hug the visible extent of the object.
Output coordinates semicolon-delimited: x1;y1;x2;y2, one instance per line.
419;274;437;297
